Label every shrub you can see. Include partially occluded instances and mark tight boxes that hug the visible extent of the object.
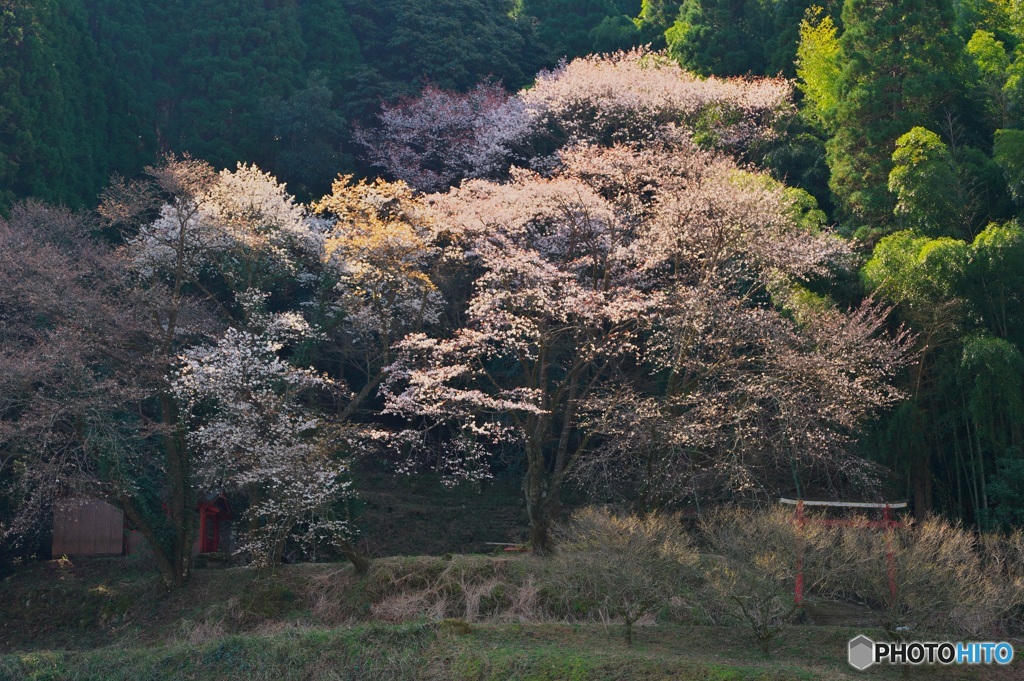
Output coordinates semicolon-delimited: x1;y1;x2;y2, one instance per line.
699;506;838;656
824;516;1009;640
548;507;698;644
979;529;1024;634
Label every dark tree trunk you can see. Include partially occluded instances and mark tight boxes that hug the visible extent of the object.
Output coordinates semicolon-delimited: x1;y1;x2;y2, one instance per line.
120;489;193;588
524;439;554;554
120;393;195;588
528;506;552;554
340;540;371;575
161;394;195;586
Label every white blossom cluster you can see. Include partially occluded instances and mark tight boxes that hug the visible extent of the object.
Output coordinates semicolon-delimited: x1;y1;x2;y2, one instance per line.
171;295;352;566
520;49;793;149
128;163;320;291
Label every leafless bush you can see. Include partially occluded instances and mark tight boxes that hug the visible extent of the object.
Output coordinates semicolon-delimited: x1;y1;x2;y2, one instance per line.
548;507;698;644
979;530;1024;634
824;516;1008;640
699;506;838;656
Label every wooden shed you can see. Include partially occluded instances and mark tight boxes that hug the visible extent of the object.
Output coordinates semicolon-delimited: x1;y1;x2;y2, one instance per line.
51;497;124;556
52;493;235;559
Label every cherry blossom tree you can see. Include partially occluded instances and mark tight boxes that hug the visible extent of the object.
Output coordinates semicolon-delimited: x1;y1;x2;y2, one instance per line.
310;175;456;419
568;140;911;507
356;50;794;192
0;202;158;564
89;156;368;583
381;164;648;551
381;136;910;549
171;293;363;569
354;83;530;193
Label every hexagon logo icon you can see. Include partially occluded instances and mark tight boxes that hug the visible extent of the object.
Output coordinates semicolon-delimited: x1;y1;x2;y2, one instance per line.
849;635;875;670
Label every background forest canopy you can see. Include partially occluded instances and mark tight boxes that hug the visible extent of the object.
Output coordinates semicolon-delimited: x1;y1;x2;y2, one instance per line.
2;0;1024;583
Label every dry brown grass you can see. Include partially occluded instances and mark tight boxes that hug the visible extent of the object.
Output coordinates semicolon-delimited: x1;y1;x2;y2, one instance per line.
305;554;551;626
177;615;229;645
308;568;359;625
373;555;550;622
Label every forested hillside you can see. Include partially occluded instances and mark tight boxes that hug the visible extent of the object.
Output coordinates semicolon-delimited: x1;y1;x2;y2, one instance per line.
0;0;603;206
2;0;1024;582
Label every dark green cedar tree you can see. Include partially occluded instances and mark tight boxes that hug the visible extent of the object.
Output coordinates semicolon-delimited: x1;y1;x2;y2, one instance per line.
826;0;964;238
523;0;642;62
172;0;306;169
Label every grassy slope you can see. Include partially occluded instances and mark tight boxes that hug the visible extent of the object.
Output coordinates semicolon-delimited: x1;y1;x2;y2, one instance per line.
1;558;1020;681
3;622;1018;681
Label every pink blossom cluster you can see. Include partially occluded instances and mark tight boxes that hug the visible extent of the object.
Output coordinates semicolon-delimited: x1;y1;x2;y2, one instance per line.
357;50;794;191
354;82;530;193
521;49;793;149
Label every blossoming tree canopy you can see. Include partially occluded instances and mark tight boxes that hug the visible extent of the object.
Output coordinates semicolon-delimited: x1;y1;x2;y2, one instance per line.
127;161;321;296
0;203;152;541
381;135;910;550
315;175;447;344
357;50;795;192
171;293;354;566
310;175;461;419
354;83;529;193
519;49;793;149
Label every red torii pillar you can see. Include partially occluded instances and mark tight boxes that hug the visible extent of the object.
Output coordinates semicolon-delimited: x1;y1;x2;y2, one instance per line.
781;498;907;607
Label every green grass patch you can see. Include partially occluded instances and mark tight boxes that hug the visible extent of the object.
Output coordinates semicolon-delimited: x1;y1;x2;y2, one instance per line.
2;622;1017;681
1;555;1019;680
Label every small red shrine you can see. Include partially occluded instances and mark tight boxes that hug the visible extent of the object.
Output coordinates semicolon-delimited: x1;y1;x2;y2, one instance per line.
197;493;232;554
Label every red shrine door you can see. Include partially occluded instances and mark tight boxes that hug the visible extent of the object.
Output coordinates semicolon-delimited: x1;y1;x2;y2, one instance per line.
200;507;219;553
197;496;230;553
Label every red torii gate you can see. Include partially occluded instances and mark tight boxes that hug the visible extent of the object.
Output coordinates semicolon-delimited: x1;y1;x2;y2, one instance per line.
779;498;908;606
